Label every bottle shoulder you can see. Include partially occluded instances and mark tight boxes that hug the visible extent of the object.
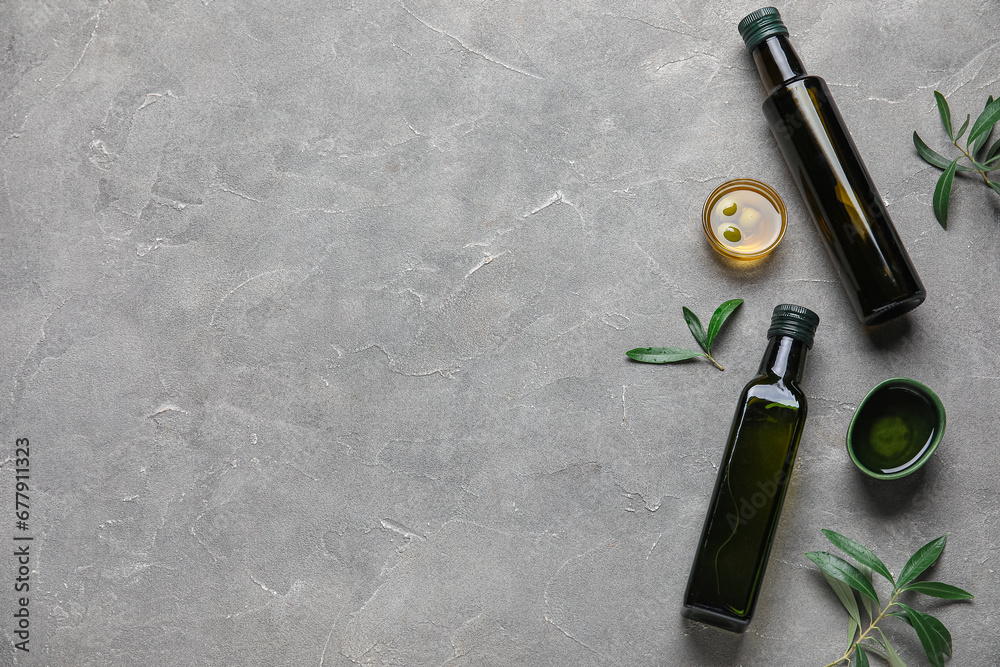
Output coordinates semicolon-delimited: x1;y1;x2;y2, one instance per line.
741;375;807;409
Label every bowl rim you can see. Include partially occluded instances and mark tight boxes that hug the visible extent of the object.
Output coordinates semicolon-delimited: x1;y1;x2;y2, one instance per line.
846;377;946;480
701;178;788;260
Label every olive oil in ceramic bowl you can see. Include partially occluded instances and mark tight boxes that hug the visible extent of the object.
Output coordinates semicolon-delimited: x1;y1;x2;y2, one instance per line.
847;378;945;480
702;179;787;260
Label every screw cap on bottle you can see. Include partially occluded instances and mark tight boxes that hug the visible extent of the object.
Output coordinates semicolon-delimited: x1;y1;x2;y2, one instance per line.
768;304;819;348
738;7;788;53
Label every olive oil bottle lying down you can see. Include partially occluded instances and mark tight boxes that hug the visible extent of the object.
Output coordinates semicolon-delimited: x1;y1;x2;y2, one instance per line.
740;7;925;325
682;304;819;632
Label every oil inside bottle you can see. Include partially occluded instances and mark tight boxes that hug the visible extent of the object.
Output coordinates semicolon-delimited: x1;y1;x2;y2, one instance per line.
710;189;782;255
852;386;937;474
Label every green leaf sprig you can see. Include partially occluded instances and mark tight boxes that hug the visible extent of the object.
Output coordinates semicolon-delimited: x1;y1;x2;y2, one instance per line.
807;530;974;667
625;298;743;371
913;90;1000;228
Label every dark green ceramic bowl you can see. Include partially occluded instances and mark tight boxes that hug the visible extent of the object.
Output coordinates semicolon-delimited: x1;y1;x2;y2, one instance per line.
846;378;946;480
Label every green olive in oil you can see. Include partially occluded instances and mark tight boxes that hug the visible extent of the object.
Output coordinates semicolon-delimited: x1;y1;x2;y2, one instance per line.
847;379;946;480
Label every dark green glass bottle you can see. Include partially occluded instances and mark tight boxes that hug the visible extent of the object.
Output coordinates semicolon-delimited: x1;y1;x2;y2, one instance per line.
682;304;819;633
738;8;925;326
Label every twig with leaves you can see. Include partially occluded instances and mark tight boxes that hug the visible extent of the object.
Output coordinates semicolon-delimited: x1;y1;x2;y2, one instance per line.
625;298;743;370
913;91;1000;228
807;530;974;667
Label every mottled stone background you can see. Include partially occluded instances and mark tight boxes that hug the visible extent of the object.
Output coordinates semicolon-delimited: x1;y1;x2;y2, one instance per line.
2;1;998;665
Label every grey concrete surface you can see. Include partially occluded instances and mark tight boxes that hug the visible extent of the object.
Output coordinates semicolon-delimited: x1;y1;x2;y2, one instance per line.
2;1;998;665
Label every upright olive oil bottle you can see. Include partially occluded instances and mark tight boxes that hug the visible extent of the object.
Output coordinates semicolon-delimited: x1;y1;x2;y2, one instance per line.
682;304;819;633
739;8;925;326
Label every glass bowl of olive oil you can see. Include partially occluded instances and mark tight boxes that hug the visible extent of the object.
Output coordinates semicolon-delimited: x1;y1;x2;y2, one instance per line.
702;178;787;260
846;378;946;480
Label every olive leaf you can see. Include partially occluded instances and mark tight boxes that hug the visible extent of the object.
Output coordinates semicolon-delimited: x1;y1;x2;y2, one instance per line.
968;95;1000;152
854;644;870;667
932;158;959;229
626;299;743;371
914;92;1000;228
986;136;1000;162
974;154;1000;171
805;551;879;603
682;307;709;354
955;113;970;142
822;571;862;630
969;96;993;155
624;347;703;364
901;581;974;599
822;529;895;586
934;90;953;141
897;604;952;667
706;298;743;349
856;564;876;621
877;629;907;667
913;132;974;172
896;535;947;588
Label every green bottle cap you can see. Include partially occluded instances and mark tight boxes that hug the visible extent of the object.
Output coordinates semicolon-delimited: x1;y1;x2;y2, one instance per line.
738;7;788;53
768;304;819;348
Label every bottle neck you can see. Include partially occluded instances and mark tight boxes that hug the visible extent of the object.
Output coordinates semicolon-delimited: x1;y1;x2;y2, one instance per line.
751;35;807;94
757;335;809;384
